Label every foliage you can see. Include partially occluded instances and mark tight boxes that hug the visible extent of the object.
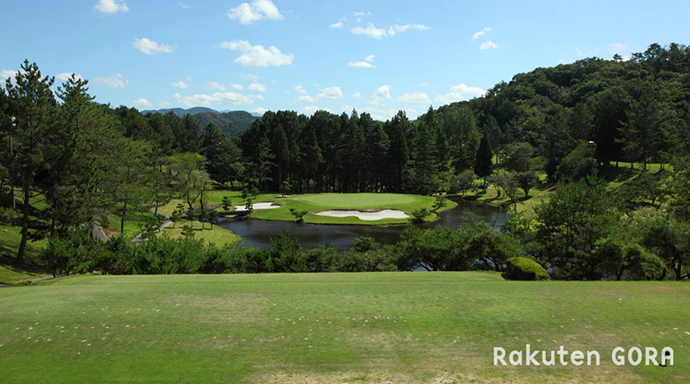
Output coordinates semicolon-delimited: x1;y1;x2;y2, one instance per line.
505;257;550;280
289;208;308;223
409;208;430;223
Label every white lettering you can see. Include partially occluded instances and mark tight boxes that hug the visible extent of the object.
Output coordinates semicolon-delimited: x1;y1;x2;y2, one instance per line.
571;350;584;366
612;347;626;366
628;347;642;366
661;347;674;366
557;345;568;365
509;350;523;365
525;344;540;366
587;350;600;366
542;350;555;366
645;347;658;366
494;347;507;365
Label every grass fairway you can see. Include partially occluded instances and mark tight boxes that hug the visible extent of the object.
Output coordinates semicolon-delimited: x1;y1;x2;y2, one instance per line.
160;221;240;246
1;273;688;383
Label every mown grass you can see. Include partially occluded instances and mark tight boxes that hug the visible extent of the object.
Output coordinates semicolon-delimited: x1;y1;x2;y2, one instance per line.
160;192;456;225
0;273;688;383
160;220;240;247
0;224;49;284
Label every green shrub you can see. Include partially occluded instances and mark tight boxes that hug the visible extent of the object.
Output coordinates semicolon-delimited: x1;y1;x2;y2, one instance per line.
505;257;550;281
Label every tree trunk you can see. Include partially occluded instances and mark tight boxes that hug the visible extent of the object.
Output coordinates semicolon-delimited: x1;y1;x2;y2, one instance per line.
15;186;31;266
120;201;127;236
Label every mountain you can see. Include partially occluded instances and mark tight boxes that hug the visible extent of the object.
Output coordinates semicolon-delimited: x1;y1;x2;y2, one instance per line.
141;107;260;137
141;107;217;117
194;111;259;137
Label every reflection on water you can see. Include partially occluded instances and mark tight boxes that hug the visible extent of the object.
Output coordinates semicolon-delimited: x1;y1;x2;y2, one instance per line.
218;201;509;251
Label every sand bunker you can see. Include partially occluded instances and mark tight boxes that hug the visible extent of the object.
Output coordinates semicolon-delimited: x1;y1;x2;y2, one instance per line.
234;202;280;211
315;209;409;221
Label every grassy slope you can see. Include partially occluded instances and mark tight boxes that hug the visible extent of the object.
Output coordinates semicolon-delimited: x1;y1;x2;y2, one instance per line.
160;192;456;225
0;273;688;383
0;224;49;284
160;220;240;246
466;162;671;216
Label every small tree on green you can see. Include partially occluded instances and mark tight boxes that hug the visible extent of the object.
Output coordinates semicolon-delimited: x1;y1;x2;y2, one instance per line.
515;172;539;197
410;208;430;224
181;224;195;239
208;210;219;229
197;209;208;229
474;135;494;190
280;181;292;197
245;198;254;213
221;196;233;211
432;195;447;212
290;208;308;223
186;207;195;228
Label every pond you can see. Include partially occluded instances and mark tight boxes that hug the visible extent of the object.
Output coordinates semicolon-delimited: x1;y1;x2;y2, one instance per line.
218;201;510;251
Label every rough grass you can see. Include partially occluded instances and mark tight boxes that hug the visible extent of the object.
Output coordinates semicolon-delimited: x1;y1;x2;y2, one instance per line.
0;224;49;284
160;220;240;246
160;192;456;225
1;273;688;383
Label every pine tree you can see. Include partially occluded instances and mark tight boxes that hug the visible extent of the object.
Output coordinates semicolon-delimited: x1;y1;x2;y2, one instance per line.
5;61;57;265
474;135;494;188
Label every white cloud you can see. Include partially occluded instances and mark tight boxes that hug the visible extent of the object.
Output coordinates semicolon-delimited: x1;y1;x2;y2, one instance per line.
301;106;331;115
354;11;371;17
251;107;268;115
94;74;128;89
388;24;429;35
348;54;376;68
133;98;153;109
352;92;362;99
0;69;17;81
207;81;226;91
472;27;491;41
241;74;259;82
227;0;283;25
173;91;253;107
132;38;174;55
186;75;192;81
94;0;129;14
479;40;498;50
159;101;170;107
230;83;244;90
247;83;267;92
372;85;392;100
296;95;314;103
294;83;307;94
330;21;344;29
398;92;431;104
434;83;485;104
172;80;188;89
55;72;83;82
179;2;190;9
609;42;629;53
351;22;429;39
317;86;343;99
218;40;293;67
351;23;387;39
419;83;428;87
253;94;265;100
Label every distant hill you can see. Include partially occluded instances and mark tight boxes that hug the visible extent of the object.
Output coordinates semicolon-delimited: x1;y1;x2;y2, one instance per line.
194;111;259;137
141;107;259;137
141;107;217;117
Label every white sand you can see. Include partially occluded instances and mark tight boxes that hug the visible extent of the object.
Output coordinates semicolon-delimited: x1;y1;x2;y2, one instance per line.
234;202;280;211
315;209;409;221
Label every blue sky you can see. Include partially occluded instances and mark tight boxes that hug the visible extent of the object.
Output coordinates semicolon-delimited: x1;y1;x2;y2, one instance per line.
1;0;689;120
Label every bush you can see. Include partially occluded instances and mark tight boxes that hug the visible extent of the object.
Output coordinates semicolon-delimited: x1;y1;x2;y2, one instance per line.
505;257;550;281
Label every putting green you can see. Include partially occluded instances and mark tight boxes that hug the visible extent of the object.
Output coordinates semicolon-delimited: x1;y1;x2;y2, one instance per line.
291;193;418;208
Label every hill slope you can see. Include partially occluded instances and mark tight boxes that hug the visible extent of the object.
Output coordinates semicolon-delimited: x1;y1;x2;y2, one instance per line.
194;110;258;137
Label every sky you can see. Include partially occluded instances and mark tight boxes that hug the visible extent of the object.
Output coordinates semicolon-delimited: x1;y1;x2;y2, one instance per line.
1;0;689;121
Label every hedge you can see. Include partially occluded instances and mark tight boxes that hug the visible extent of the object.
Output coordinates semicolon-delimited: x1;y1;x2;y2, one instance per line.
505;257;550;281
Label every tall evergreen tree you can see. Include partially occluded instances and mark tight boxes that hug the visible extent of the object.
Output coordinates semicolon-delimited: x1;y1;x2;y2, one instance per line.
474;135;494;187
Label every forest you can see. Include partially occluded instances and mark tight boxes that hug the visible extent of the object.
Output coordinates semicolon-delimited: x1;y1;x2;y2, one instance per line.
1;42;690;281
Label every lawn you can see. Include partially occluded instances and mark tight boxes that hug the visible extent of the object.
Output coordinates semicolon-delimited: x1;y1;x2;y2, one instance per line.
160;192;456;225
0;224;49;284
1;273;688;383
159;220;240;246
